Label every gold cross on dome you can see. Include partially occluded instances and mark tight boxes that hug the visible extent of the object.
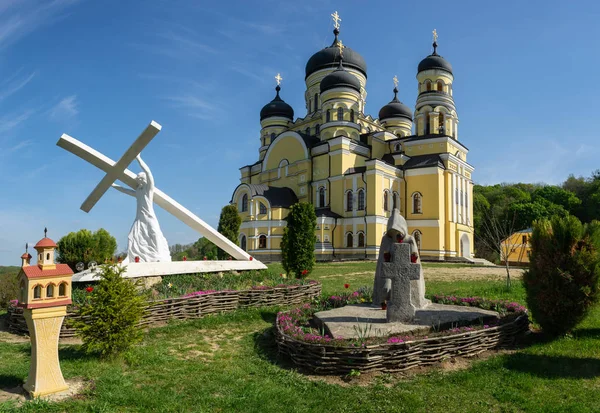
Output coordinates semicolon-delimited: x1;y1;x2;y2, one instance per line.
337;39;344;58
393;75;399;88
432;29;438;43
331;11;341;29
275;73;282;86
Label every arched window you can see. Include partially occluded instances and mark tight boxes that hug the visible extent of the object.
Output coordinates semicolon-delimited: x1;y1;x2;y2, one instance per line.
412;230;422;251
241;194;248;212
46;284;54;298
258;235;267;249
33;285;42;299
305;127;310;135
426;81;432;91
358;232;365;247
438;113;444;134
393;192;399;210
346;191;353;211
346;232;353;247
383;190;390;212
315;124;320;135
19;280;26;303
59;283;67;297
350;109;355;122
270;132;275;143
308;99;312;113
314;93;319;110
337;107;344;121
460;190;464;206
413;193;422;214
326;109;331;122
357;189;365;211
437;80;443;92
394;143;401;152
240;235;247;251
318;187;326;207
46;253;50;260
455;187;459;204
259;203;267;215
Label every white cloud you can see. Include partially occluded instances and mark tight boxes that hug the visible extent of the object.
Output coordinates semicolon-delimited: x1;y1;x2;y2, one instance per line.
49;95;79;120
0;109;34;133
0;0;80;49
0;71;36;101
165;95;219;120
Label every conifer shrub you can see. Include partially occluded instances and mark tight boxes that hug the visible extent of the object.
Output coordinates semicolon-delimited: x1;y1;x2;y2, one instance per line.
523;215;600;336
281;202;317;278
217;204;242;259
73;265;146;358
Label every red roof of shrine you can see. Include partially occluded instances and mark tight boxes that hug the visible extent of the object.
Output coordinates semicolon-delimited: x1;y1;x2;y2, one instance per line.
34;237;57;249
21;264;73;278
21;253;32;259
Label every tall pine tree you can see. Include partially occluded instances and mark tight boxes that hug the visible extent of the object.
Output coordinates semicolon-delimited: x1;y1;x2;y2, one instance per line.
281;203;316;278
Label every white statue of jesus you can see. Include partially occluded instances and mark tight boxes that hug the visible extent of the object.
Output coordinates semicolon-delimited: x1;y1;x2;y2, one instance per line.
112;154;171;263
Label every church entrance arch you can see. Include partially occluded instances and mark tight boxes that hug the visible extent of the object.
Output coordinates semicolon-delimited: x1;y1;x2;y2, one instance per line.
460;233;471;258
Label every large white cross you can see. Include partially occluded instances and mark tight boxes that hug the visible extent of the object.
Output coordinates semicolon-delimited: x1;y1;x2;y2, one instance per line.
57;121;253;262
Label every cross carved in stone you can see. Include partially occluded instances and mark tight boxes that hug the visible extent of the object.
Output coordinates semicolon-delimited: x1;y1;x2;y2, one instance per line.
381;242;421;322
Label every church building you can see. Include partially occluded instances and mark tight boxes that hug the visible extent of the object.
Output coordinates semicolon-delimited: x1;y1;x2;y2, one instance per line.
231;13;474;262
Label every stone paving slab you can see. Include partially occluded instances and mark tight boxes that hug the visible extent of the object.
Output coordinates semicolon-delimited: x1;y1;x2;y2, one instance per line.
314;303;499;339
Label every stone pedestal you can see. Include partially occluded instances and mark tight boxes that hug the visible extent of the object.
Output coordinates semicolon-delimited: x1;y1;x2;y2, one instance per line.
23;306;69;397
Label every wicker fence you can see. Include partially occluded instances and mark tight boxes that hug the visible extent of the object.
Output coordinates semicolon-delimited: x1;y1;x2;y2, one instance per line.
8;282;321;338
275;312;529;375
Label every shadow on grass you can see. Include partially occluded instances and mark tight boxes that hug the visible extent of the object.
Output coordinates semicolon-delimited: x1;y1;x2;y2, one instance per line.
0;374;23;389
252;326;299;373
17;345;95;363
504;353;600;379
573;328;600;340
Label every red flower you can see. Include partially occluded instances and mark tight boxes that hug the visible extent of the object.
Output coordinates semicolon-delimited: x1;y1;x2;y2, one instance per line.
344;283;350;289
250;256;253;261
411;253;418;263
135;256;140;263
227;256;232;260
86;287;93;293
203;256;207;261
183;256;187;261
301;269;308;276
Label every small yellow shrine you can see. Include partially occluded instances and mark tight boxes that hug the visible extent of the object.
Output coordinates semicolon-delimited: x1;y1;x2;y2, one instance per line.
17;229;73;397
231;12;474;262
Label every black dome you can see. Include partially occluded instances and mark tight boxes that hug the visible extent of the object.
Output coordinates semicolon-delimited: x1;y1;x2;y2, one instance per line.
418;42;453;74
305;29;367;79
379;88;412;121
320;61;361;93
260;86;294;121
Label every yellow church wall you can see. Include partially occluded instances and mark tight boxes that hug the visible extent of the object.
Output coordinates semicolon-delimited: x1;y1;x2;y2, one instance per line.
406;172;441;219
265;136;307;170
312;155;329;181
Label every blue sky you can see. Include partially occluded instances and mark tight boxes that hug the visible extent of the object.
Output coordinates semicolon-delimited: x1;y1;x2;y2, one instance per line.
0;0;598;265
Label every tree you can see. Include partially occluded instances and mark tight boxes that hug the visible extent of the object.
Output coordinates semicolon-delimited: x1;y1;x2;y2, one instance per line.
217;204;242;259
475;206;519;289
56;228;117;271
193;237;218;260
523;216;600;336
73;265;146;358
281;202;317;278
532;186;581;215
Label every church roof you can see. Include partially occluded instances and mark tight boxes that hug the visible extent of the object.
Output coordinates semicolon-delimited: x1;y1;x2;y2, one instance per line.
21;264;73;278
315;207;342;219
305;28;367;79
260;86;294;121
418;41;453;74
246;184;298;208
379;88;413;121
320;61;361;93
402;154;445;170
34;237;57;249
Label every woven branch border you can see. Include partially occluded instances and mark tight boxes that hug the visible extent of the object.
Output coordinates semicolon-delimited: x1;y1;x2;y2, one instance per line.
275;311;529;375
8;282;322;338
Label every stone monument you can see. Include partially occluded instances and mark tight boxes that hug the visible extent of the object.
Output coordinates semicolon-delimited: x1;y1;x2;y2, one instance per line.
16;231;73;397
381;242;422;322
373;208;429;309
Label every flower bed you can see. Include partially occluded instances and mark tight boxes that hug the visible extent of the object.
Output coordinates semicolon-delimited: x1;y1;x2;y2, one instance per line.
275;293;530;375
8;281;321;338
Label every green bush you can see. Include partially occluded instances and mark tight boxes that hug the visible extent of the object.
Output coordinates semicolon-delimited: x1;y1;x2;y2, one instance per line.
72;265;146;358
217;204;242;259
57;228;117;271
281;202;316;278
0;273;19;309
523;216;600;336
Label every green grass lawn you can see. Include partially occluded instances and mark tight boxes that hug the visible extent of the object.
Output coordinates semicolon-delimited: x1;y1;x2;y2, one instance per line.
1;262;599;412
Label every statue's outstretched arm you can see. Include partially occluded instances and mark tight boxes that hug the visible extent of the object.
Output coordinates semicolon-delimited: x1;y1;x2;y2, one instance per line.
112;183;135;197
136;154;155;189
